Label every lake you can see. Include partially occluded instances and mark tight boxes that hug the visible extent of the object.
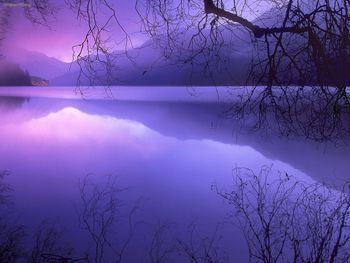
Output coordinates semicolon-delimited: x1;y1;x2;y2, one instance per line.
0;86;349;262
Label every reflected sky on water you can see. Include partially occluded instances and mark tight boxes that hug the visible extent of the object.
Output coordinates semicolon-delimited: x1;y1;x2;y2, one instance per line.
0;87;349;261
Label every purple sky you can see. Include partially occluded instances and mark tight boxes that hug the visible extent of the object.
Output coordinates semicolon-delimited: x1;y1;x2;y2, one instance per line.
1;0;271;62
2;1;145;62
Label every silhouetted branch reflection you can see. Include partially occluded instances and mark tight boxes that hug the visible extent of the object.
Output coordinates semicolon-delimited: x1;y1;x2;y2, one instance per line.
216;166;350;262
1;167;350;262
177;222;229;263
0;171;25;263
0;170;12;206
223;87;350;142
30;221;74;263
146;221;177;263
77;175;139;263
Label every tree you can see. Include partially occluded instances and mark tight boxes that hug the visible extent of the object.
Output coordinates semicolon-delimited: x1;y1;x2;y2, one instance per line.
0;171;25;263
0;60;32;86
215;166;350;263
221;86;350;142
2;0;349;89
136;0;350;88
2;0;349;140
77;174;139;263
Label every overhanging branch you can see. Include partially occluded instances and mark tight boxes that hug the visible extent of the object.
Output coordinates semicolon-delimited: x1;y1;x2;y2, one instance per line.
203;0;309;38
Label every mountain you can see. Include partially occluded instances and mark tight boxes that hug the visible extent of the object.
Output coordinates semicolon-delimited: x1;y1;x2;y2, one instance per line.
2;17;257;86
5;7;348;87
5;49;71;80
50;27;253;86
0;15;296;87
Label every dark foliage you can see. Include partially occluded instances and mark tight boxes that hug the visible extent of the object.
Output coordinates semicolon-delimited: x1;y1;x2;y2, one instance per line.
0;60;32;86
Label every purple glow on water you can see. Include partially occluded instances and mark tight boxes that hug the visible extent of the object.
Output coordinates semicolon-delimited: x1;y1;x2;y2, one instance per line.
0;88;349;261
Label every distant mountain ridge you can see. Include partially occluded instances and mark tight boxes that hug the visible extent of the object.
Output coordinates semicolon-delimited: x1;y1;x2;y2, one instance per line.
5;26;253;87
48;30;253;86
9;7;348;87
4;10;274;87
5;49;72;80
7;7;349;87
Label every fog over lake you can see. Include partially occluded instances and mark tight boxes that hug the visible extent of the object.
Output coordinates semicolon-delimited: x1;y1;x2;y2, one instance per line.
0;86;349;262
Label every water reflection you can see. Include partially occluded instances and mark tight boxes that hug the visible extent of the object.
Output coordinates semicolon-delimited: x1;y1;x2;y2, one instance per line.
12;95;349;185
216;167;350;263
0;88;349;262
0;96;28;110
223;86;350;143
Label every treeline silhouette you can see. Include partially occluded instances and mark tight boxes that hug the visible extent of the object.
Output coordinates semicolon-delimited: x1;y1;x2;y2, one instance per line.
0;60;32;86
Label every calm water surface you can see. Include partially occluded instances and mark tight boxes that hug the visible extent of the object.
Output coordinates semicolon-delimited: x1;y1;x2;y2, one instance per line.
0;86;349;262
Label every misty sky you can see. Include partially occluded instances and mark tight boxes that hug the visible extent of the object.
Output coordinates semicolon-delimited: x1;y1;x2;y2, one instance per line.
1;0;271;62
2;1;145;62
